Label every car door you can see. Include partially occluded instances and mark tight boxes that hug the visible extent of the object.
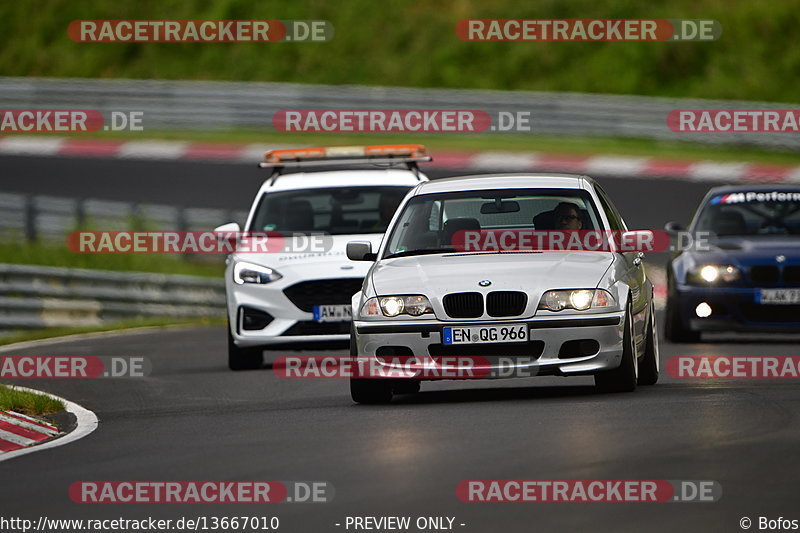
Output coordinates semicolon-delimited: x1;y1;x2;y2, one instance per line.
595;186;649;345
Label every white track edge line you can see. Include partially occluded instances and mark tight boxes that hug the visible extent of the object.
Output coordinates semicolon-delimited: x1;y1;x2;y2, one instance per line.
0;386;98;462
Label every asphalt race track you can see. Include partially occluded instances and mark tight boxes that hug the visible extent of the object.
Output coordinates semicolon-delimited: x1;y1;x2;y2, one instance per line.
0;154;711;229
1;155;798;532
2;324;800;531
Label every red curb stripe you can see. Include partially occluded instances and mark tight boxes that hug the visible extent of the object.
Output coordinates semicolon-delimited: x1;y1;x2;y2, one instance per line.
181;142;248;160
428;150;475;169
741;164;792;183
0;438;24;452
2;411;57;432
59;139;125;156
0;420;51;441
533;155;590;172
642;159;694;177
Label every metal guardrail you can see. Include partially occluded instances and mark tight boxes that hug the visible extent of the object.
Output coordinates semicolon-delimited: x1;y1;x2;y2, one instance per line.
1;76;798;149
0;192;249;243
0;263;225;329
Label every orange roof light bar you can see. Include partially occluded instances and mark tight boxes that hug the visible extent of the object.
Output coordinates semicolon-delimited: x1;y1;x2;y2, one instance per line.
262;144;429;166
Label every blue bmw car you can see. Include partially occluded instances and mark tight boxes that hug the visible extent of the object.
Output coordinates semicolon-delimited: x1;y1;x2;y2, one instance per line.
664;185;800;342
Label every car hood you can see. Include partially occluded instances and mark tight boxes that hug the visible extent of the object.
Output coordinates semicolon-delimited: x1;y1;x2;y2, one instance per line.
232;233;383;271
684;236;800;267
371;251;614;296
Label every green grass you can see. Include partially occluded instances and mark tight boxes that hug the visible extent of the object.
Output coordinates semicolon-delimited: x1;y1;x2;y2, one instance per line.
0;242;225;277
1;0;799;102
0;316;225;346
0;385;65;416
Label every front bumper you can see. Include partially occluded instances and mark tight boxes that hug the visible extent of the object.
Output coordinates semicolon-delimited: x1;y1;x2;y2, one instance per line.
675;284;800;332
227;277;359;347
353;312;625;379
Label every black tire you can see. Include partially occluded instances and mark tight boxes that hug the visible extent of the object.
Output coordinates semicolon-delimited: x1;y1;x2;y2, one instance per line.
595;300;638;393
350;378;394;404
637;300;660;386
227;323;263;371
664;285;701;343
349;323;393;404
392;379;421;395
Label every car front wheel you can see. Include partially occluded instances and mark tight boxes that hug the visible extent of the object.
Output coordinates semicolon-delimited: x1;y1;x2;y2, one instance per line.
637;299;659;386
595;300;638;393
664;293;701;343
349;324;393;404
228;322;264;371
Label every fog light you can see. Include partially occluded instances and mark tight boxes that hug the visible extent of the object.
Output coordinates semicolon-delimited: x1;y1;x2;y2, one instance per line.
695;302;712;318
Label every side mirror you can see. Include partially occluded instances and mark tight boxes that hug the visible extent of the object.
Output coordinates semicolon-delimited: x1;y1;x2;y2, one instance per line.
664;221;685;234
347;241;377;261
619;230;656;253
215;222;241;233
214;222;241;250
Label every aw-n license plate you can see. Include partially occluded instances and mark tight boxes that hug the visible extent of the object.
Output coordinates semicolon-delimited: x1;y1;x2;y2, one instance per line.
757;289;800;305
313;304;352;322
443;324;528;345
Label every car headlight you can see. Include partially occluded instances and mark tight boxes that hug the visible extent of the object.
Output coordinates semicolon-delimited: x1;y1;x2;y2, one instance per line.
687;264;741;284
361;295;433;318
538;289;615;312
233;261;283;285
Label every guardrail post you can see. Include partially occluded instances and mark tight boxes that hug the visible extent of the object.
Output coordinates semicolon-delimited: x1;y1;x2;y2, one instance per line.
177;207;188;232
76;198;86;229
24;195;37;242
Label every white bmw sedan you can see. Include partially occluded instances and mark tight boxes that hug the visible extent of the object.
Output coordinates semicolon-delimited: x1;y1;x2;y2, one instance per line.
347;174;659;403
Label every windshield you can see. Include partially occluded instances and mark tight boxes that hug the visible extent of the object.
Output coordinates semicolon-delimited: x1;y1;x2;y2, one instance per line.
383;188;604;258
695;190;800;237
249;186;411;235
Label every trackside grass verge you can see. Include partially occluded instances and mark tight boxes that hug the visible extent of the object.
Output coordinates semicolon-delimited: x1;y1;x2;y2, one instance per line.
0;316;226;347
0;385;65;416
0;242;225;278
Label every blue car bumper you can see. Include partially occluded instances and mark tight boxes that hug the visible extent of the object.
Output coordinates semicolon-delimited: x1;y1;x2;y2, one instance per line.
674;284;800;332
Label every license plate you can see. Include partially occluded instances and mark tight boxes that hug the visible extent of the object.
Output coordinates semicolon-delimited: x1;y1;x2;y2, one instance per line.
443;324;528;344
313;304;352;322
757;289;800;305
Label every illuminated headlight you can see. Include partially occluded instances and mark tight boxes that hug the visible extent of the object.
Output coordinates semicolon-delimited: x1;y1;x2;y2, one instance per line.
538;289;616;312
380;297;404;317
233;261;283;285
361;295;433;318
688;265;741;284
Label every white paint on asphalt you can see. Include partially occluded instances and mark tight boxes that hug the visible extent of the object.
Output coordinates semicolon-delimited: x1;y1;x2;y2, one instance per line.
0;387;98;463
0;412;58;435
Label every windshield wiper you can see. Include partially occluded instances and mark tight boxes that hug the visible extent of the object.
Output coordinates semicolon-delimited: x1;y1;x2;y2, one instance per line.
383;248;455;259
